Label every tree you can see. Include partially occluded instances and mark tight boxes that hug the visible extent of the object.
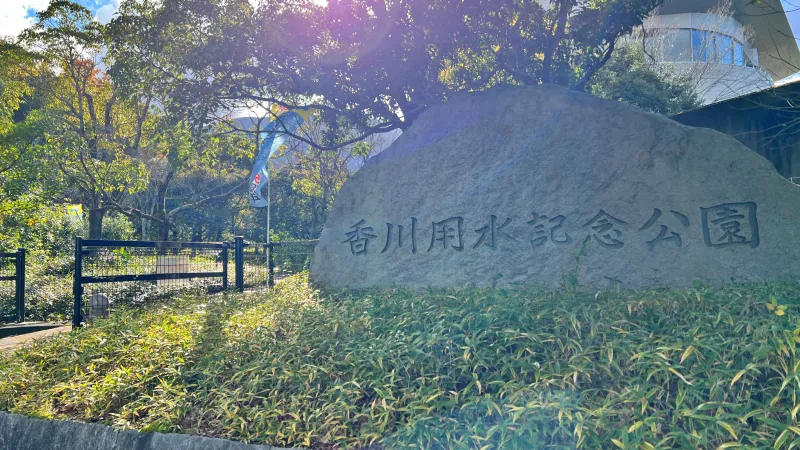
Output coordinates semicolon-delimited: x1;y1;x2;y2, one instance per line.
6;1;152;238
108;0;666;149
587;43;700;115
277;119;388;233
0;42;34;177
106;123;252;241
0;42;51;211
1;1;258;241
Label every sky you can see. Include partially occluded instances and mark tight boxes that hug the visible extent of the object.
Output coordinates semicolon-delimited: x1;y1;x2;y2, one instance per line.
783;1;800;39
1;0;120;38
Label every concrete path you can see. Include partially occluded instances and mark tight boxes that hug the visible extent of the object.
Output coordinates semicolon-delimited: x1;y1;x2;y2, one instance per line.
0;326;70;352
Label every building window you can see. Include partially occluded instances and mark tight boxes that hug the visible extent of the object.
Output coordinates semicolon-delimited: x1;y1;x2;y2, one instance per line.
644;35;661;60
692;29;713;62
734;41;744;65
717;34;733;64
661;28;751;67
664;29;692;62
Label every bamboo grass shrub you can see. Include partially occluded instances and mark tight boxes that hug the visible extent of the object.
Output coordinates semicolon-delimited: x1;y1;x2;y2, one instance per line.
1;275;800;449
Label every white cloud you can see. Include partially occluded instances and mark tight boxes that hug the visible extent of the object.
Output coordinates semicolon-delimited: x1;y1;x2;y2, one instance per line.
0;0;50;40
95;0;120;24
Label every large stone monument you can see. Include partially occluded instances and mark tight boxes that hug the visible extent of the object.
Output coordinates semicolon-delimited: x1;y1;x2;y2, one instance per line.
311;85;800;290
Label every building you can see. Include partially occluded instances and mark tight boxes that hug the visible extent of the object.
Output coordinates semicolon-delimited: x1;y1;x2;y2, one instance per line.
671;80;800;180
643;0;800;105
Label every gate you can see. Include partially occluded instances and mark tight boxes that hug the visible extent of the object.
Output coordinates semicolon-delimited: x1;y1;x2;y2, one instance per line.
72;237;317;327
73;238;228;327
0;249;25;323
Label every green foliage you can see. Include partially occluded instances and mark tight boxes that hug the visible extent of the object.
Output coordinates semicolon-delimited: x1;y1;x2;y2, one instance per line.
0;1;152;240
587;44;700;115
0;201;77;320
0;297;206;423
101;213;136;241
0;202;136;321
0;0;679;248
6;255;73;321
0;0;256;243
0;199;80;254
107;0;665;143
3;278;800;449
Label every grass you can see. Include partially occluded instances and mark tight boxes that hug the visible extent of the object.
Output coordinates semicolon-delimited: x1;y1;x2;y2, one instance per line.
1;275;800;449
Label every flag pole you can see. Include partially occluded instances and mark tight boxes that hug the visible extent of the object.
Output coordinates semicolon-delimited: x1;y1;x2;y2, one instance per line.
267;156;271;245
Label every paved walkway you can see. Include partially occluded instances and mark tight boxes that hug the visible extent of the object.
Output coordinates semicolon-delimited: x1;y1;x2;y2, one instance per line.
0;326;70;352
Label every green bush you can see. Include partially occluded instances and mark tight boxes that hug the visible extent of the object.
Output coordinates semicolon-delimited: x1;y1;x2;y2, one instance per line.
0;202;80;321
101;213;136;241
1;276;800;449
0;201;82;256
0;253;73;322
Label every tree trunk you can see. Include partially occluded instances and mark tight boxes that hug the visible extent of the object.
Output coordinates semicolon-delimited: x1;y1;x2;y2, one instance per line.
141;217;150;240
88;208;105;239
191;225;202;243
311;198;319;235
158;219;170;242
154;170;174;242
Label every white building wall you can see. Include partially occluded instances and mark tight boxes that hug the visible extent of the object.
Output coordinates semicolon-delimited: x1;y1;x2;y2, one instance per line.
643;12;774;104
666;63;773;104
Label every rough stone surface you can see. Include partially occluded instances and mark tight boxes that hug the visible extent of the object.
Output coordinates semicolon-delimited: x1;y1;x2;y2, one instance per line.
0;411;297;450
311;84;800;290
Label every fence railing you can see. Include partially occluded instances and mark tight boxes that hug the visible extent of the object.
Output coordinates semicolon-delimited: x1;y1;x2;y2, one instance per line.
233;238;317;291
73;238;228;327
72;237;317;327
0;249;25;323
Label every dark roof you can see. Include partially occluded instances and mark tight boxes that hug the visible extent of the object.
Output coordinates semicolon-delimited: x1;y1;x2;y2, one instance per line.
671;79;800;122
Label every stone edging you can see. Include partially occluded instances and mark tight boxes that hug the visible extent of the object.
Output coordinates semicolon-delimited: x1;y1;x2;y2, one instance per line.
0;411;299;450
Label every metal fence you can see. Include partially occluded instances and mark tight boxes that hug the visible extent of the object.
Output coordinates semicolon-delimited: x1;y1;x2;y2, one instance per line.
73;238;228;327
0;249;25;323
233;238;317;291
72;237;317;327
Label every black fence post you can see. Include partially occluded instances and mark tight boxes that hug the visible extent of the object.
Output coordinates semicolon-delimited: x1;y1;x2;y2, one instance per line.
15;248;25;322
221;244;229;291
268;242;276;288
73;237;83;329
234;236;244;291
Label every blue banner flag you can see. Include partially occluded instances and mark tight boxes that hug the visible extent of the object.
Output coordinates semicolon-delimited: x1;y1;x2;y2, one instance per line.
248;109;309;208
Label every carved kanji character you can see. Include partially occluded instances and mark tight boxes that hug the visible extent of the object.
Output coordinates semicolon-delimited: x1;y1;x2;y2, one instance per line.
583;210;628;249
428;217;464;252
528;213;572;247
381;218;418;254
342;220;377;255
639;208;689;248
701;203;759;248
474;215;518;249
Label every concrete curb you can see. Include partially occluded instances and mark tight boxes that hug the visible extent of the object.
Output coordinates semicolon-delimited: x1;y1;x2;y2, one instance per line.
0;411;298;450
0;326;70;352
0;322;64;339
